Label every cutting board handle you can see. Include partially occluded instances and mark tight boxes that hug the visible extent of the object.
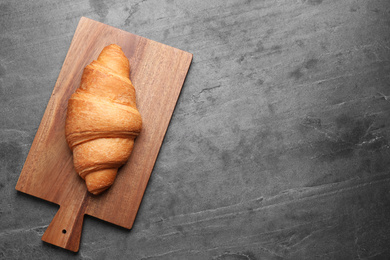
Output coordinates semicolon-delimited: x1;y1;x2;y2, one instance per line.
41;203;85;252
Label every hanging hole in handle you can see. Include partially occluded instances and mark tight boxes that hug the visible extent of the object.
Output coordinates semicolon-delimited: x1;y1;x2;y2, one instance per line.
62;229;67;234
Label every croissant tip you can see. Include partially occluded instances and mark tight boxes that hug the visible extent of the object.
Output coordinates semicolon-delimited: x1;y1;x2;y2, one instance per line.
88;187;109;195
84;168;118;195
105;44;122;50
86;181;112;195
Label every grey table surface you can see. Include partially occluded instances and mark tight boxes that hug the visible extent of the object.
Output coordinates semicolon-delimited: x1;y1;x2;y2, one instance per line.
1;0;390;259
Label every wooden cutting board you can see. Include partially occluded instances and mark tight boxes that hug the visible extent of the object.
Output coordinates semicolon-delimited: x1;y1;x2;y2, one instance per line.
15;17;192;252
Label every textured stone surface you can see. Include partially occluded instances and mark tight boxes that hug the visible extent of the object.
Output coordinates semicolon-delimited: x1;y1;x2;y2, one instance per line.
1;0;390;259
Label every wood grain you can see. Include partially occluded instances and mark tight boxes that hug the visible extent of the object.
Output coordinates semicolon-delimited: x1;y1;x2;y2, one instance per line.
15;17;192;252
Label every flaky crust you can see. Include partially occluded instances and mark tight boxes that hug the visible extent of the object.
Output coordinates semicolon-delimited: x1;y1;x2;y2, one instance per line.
65;44;142;195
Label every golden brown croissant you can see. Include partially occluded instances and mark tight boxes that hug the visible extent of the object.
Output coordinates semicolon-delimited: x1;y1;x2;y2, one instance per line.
65;44;142;195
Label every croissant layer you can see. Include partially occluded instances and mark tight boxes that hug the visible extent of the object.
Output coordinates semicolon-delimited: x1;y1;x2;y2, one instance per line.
65;44;142;195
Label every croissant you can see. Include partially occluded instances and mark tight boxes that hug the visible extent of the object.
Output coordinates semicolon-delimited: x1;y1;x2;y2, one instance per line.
65;44;142;195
